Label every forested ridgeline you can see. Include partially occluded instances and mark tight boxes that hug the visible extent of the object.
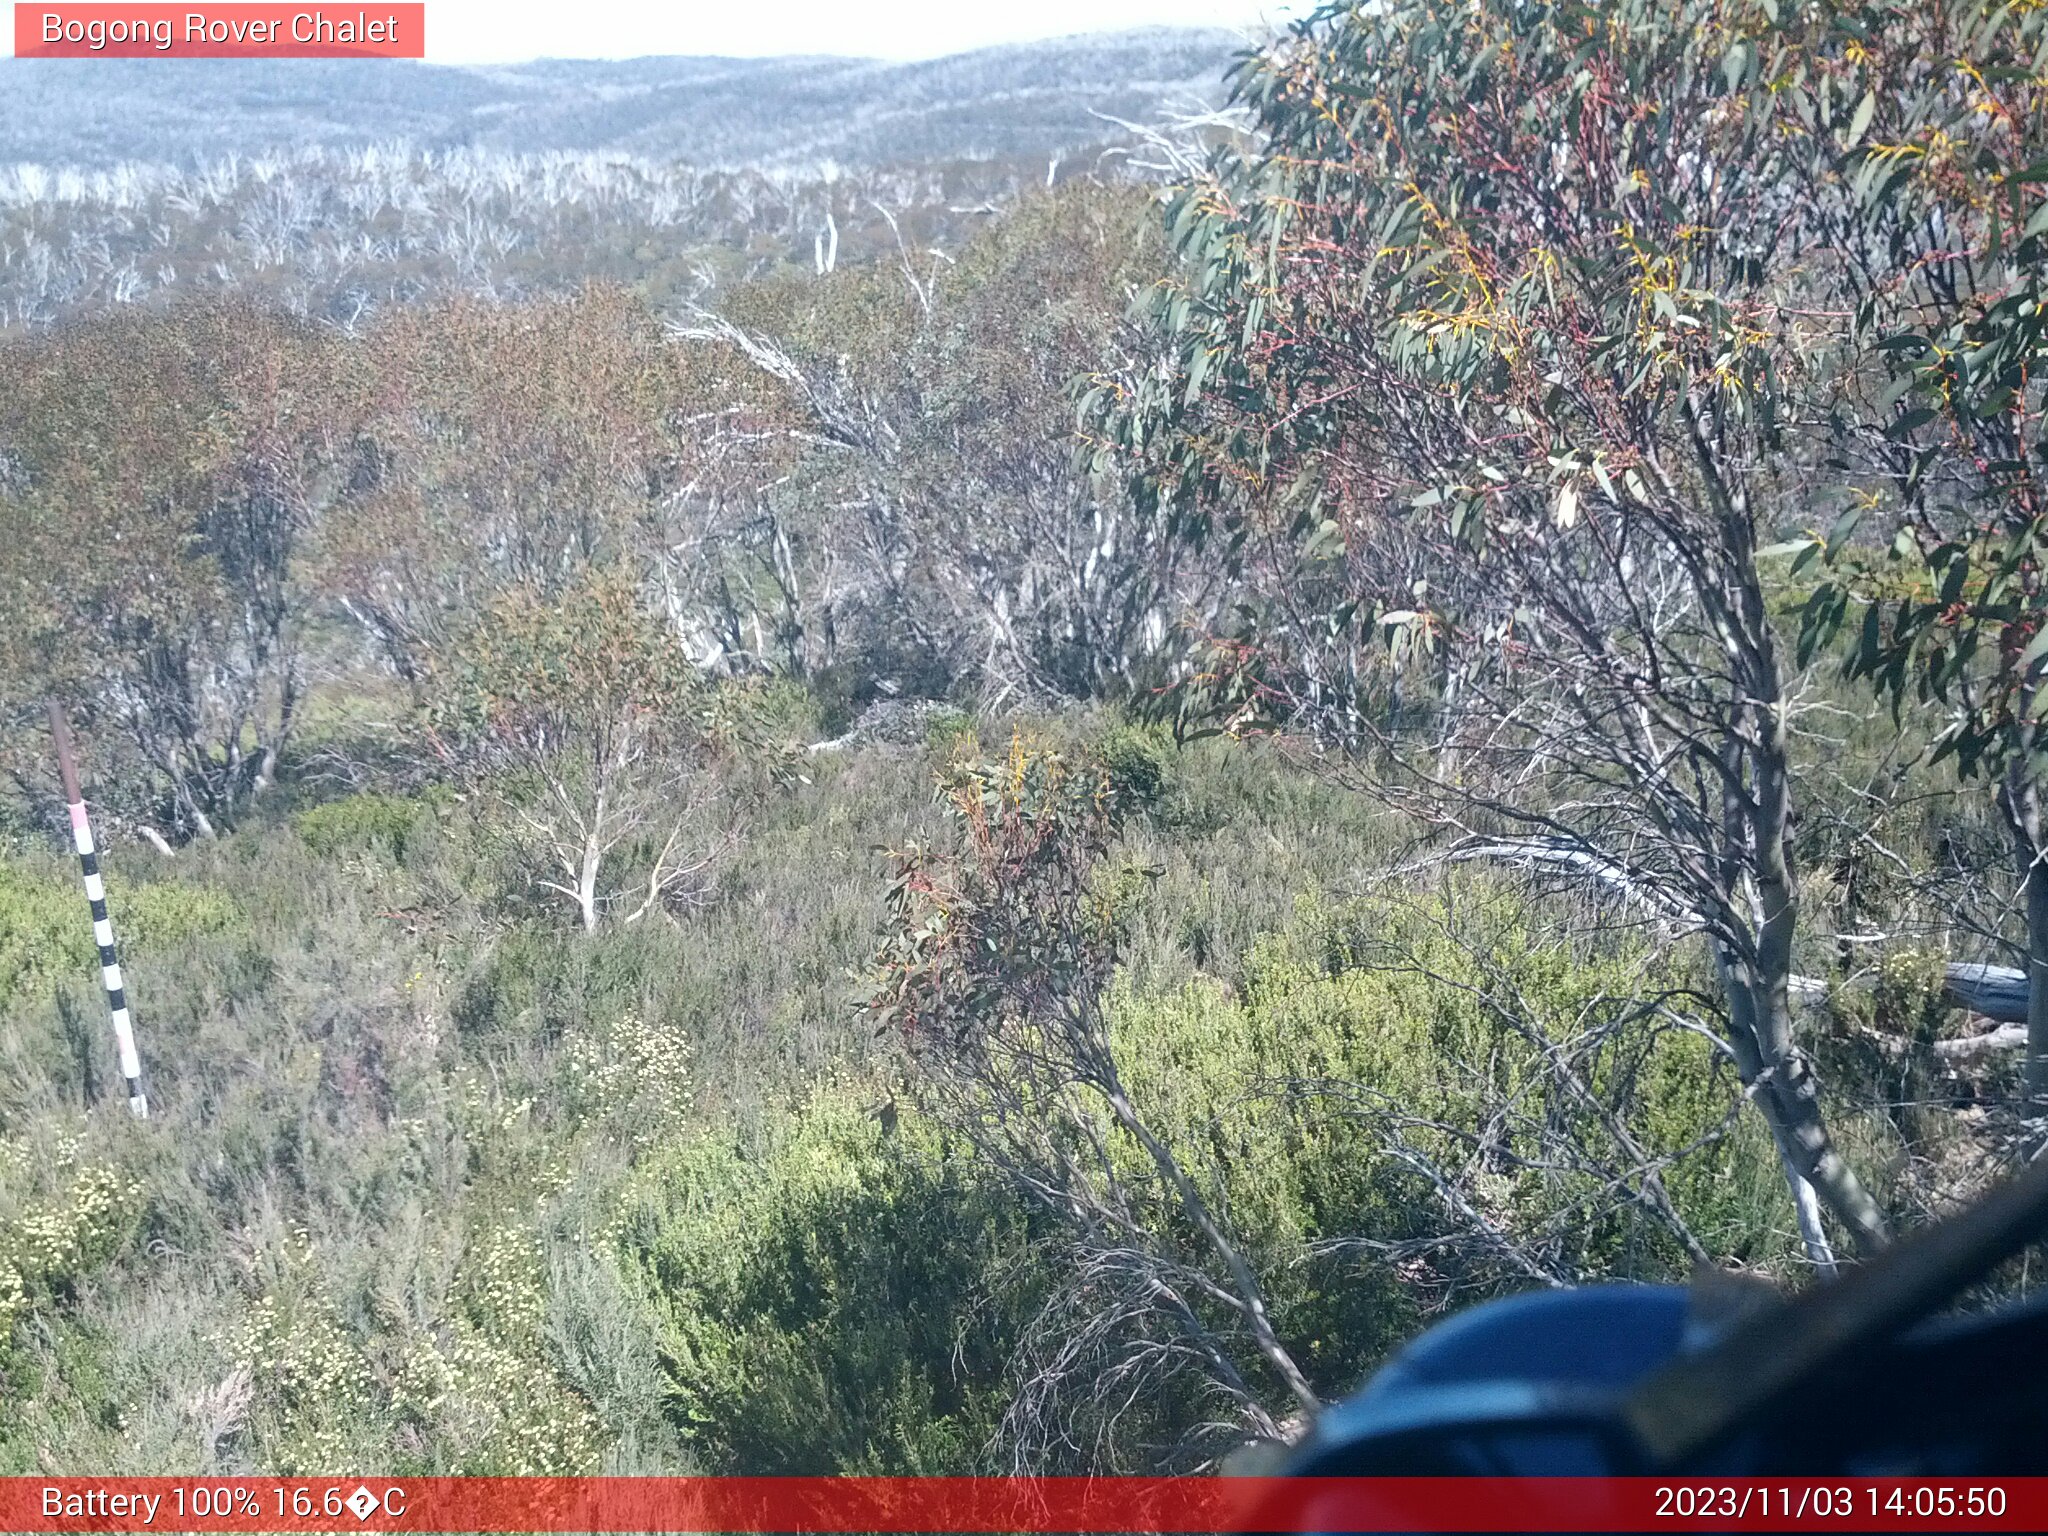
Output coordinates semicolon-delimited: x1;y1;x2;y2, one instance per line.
6;0;2048;1479
0;146;1116;330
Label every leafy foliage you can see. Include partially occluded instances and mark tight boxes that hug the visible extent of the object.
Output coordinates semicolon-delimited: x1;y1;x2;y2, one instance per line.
1085;0;1912;1253
615;1086;1038;1473
432;567;718;930
1792;2;2048;786
0;303;356;837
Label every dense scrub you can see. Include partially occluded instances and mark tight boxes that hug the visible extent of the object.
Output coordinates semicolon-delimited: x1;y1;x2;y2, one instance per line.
0;712;1932;1473
0;716;1867;1474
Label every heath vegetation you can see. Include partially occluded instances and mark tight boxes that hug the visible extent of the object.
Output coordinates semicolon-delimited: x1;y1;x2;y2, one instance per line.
5;0;2048;1475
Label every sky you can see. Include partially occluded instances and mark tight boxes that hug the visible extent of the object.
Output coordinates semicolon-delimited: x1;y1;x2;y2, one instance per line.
423;1;1311;65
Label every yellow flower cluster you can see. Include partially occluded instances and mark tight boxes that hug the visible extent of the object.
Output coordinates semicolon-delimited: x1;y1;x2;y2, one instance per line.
0;1260;25;1336
459;1075;533;1134
560;1010;692;1142
224;1289;375;1471
0;1127;86;1181
1;1132;141;1356
3;1163;143;1292
459;1226;548;1344
380;1218;609;1474
395;1327;605;1475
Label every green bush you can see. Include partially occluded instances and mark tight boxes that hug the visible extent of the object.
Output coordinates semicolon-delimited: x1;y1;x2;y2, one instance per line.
294;792;427;863
614;1085;1042;1473
733;677;824;748
1096;889;1793;1395
124;882;238;951
0;866;79;1011
1093;720;1173;813
921;706;977;758
0;864;236;1012
1249;895;1788;1266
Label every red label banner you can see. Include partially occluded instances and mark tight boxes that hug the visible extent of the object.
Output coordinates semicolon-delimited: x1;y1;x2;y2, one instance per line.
0;1477;2042;1533
13;5;425;58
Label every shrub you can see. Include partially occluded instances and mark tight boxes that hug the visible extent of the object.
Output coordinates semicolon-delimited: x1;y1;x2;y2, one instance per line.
1092;720;1172;813
294;793;426;863
921;706;976;758
0;1136;145;1315
614;1085;1041;1473
226;1285;378;1473
0;867;80;1013
393;1326;605;1476
714;677;821;758
390;1225;607;1475
559;1011;692;1144
1226;894;1790;1277
0;864;236;1013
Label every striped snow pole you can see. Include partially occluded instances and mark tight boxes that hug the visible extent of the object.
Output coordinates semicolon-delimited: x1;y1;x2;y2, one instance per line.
47;703;148;1118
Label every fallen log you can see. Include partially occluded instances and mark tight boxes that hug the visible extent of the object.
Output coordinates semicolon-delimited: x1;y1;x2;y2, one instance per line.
1793;964;2027;1029
1941;963;2029;1025
1931;1021;2031;1062
1448;837;2034;1030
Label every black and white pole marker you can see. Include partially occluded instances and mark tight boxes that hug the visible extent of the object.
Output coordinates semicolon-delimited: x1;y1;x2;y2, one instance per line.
47;702;148;1118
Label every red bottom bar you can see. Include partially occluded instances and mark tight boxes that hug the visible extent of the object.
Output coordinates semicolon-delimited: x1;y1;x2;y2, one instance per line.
3;1477;2042;1533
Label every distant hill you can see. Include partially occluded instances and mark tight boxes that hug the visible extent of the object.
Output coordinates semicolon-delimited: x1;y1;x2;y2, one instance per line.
0;28;1248;169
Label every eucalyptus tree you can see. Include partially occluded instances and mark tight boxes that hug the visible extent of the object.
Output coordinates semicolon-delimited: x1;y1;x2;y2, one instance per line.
678;187;1204;703
1788;1;2048;1121
869;740;1322;1456
432;566;722;933
319;289;688;687
1086;0;1892;1260
0;301;353;842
